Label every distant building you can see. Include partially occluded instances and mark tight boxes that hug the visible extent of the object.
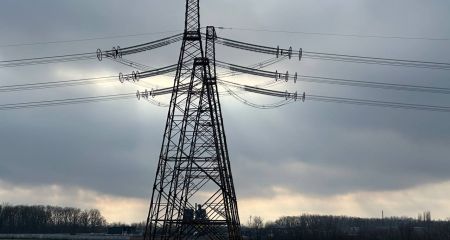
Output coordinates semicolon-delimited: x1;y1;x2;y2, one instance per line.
183;204;208;222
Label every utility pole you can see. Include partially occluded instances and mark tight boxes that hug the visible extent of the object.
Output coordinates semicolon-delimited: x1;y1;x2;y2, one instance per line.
144;1;241;239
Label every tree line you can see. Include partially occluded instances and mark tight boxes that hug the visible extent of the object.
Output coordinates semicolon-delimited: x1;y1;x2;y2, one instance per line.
243;214;450;240
0;204;107;234
3;204;450;239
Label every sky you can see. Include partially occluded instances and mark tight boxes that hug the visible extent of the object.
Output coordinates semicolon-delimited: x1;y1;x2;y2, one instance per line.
1;0;450;224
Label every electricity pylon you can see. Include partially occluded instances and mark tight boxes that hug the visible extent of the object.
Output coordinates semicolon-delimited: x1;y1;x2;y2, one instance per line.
144;1;241;239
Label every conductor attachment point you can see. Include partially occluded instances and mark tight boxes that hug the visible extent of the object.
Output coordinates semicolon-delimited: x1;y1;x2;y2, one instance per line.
136;90;141;100
96;49;102;61
119;73;124;83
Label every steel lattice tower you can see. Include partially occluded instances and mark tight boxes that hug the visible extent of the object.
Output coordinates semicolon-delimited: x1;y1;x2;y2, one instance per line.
144;1;241;239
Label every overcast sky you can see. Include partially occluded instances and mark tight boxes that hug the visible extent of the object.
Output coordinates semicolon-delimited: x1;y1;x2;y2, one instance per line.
1;0;450;224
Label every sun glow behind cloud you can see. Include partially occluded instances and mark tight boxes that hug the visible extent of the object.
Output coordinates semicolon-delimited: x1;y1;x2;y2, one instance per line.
2;179;450;224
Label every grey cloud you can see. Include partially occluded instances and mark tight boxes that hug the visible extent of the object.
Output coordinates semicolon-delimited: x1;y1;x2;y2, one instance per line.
0;0;449;213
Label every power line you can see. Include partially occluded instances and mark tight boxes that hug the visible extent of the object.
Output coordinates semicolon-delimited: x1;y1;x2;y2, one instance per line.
0;34;183;68
0;59;283;93
307;94;450;113
0;85;178;111
2;59;449;113
2;66;449;110
1;26;445;50
303;51;450;70
216;37;450;70
218;56;287;78
219;27;450;41
2;81;449;112
220;82;293;109
0;93;135;110
0;58;277;93
216;61;450;94
0;61;179;93
4;32;449;71
0;52;96;68
220;80;450;113
0;76;117;92
0;30;183;48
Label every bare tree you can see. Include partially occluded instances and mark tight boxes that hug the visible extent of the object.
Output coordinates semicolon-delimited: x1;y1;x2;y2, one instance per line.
0;204;107;234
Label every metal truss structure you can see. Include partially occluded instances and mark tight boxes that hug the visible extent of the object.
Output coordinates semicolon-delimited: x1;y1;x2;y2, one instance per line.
144;1;241;239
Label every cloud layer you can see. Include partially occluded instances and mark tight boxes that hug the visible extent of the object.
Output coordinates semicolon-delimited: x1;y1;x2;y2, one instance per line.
1;0;450;223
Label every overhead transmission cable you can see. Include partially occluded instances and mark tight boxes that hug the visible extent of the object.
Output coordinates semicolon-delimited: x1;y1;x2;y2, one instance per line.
218;27;450;41
0;56;280;94
1;80;450;112
0;62;448;111
218;56;288;78
216;61;450;94
0;85;178;111
0;33;183;68
0;93;135;110
219;80;450;113
220;82;294;109
0;63;179;93
5;32;448;71
216;37;450;70
306;94;450;112
0;30;183;48
3;58;449;109
0;76;117;93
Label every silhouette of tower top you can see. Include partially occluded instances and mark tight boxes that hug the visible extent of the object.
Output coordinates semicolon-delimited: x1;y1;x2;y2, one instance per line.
185;0;200;32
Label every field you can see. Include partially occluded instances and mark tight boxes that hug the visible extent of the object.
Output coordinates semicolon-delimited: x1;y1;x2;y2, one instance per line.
0;234;134;240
